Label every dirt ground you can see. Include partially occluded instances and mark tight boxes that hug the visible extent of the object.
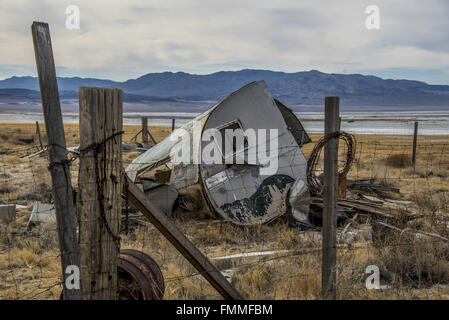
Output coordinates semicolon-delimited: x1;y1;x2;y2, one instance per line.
0;122;448;299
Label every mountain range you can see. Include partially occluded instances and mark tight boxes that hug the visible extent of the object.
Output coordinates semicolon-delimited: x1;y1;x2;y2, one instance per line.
0;69;448;112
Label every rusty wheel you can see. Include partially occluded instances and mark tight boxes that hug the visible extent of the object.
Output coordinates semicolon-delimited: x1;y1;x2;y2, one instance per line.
60;250;164;300
117;249;165;300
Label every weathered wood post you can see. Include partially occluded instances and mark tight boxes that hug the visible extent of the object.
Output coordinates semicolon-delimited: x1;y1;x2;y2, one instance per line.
31;21;82;300
141;116;148;145
171;118;175;132
412;121;418;170
78;87;123;300
322;96;339;299
35;121;44;150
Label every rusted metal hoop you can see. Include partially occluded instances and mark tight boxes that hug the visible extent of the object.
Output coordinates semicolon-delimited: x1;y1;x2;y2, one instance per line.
306;131;356;195
118;250;165;300
119;249;165;299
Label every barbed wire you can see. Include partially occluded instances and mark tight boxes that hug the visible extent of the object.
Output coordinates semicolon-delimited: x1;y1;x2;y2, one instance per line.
0;124;448;300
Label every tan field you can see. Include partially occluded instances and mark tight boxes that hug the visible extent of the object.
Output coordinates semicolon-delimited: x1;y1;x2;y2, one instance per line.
0;122;448;299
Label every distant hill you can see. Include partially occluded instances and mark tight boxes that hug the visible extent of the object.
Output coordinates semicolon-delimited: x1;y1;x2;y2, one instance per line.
1;69;449;108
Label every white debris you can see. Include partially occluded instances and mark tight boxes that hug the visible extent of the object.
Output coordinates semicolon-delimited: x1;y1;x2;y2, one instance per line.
27;202;56;228
212;250;291;261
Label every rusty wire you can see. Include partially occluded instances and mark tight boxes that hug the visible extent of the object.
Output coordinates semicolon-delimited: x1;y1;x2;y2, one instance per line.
306;131;356;195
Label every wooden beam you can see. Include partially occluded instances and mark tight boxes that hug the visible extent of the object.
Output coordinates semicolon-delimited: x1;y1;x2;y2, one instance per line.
31;21;82;300
78;87;123;300
124;175;243;300
129;128;142;142
147;129;157;145
35;121;44;150
322;96;339;300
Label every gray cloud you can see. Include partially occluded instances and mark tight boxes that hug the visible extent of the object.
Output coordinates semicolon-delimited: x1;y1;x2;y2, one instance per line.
0;0;448;84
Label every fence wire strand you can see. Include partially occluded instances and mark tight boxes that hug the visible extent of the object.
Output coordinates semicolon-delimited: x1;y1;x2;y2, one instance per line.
0;122;448;300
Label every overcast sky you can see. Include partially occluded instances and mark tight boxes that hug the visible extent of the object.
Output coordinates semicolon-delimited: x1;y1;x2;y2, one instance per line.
0;0;448;84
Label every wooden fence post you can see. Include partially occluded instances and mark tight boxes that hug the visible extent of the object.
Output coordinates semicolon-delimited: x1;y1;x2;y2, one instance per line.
412;121;418;170
322;96;339;299
31;21;82;300
171;118;175;132
35;121;44;150
141;116;148;145
78;87;123;300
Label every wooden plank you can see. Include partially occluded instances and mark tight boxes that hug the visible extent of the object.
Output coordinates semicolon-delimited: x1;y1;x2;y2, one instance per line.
31;21;82;300
129;128;142;142
124;175;243;300
147;129;157;145
78;87;123;299
35;121;44;150
337;199;394;218
322;96;339;300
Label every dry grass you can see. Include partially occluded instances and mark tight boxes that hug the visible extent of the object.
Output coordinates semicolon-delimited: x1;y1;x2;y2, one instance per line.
384;154;412;168
0;123;448;299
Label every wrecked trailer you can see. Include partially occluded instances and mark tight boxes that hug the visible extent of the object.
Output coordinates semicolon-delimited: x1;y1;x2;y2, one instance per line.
126;81;311;225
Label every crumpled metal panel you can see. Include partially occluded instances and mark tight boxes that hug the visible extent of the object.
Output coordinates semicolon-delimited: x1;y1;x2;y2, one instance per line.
126;105;218;181
220;174;294;224
126;81;312;225
288;178;311;223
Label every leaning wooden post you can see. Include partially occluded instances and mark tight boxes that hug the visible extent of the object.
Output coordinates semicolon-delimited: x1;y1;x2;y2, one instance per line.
35;121;44;150
171;118;175;132
141;116;148;145
124;175;243;300
31;21;82;300
412;121;418;171
78;87;123;300
322;96;339;300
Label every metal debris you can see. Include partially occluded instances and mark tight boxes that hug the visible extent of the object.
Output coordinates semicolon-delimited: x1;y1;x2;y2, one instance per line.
288;178;311;224
0;204;16;221
126;81;311;225
27;202;56;228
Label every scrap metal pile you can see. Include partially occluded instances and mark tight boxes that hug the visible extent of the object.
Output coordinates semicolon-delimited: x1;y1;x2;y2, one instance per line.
303;131;421;232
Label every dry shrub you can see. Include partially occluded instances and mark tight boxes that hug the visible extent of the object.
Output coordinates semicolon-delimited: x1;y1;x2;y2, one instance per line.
384;154;411;168
231;252;322;299
4;248;40;269
15;181;52;203
232;264;277;299
374;232;449;287
0;182;17;195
